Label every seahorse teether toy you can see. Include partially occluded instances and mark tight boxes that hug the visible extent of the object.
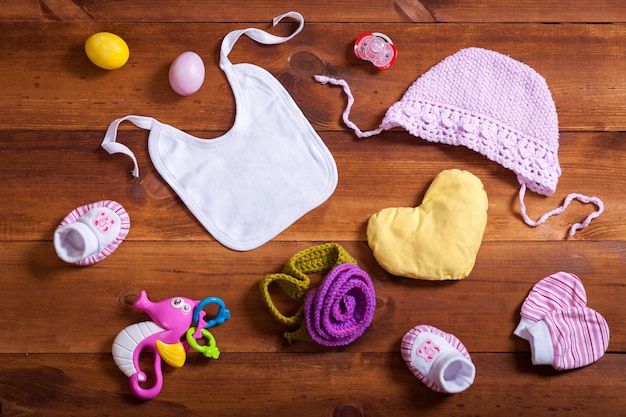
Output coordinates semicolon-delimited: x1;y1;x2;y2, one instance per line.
112;290;230;399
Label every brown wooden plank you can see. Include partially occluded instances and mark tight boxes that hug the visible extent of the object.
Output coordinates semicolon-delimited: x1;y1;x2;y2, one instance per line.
2;23;626;131
0;130;619;242
0;353;624;416
2;3;626;416
2;0;626;23
0;240;622;354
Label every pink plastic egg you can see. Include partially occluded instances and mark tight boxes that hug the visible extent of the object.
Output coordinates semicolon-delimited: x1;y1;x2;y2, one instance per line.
168;51;205;96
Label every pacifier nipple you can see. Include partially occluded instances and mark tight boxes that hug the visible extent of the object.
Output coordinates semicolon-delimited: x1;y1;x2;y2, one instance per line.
354;32;398;70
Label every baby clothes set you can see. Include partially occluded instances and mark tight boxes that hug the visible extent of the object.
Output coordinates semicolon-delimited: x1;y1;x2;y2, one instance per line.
53;12;611;397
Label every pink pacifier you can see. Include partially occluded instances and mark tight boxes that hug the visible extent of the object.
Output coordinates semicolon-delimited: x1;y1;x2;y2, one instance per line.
354;32;398;70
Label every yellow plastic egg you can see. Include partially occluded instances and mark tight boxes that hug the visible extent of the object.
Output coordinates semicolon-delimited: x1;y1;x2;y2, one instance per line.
84;32;129;70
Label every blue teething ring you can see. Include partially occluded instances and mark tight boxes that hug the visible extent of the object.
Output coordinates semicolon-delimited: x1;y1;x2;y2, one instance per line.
193;296;231;329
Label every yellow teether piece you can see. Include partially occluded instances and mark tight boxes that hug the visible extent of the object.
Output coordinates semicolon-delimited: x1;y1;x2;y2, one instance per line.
367;169;488;280
156;340;186;368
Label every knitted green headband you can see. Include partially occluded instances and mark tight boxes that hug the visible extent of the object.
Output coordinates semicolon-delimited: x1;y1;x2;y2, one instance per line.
259;243;377;345
259;243;356;342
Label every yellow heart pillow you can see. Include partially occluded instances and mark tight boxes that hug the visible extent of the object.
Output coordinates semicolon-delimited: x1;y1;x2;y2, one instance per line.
367;169;488;280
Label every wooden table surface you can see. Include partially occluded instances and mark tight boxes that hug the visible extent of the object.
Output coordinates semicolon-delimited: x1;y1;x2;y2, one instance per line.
2;1;626;416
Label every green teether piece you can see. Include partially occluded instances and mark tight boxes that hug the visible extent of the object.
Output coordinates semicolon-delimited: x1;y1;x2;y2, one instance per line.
186;327;221;359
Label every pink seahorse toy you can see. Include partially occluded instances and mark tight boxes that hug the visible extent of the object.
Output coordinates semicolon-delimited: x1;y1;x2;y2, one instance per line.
112;290;230;399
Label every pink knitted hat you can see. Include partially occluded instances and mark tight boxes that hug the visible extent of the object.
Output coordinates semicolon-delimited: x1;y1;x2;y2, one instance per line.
316;47;604;236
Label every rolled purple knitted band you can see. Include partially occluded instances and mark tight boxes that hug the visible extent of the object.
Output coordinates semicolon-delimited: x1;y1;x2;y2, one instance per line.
303;263;376;346
259;243;376;345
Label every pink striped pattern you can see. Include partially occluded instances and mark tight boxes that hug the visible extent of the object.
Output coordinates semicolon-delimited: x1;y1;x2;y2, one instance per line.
544;306;610;370
58;200;130;265
521;272;587;322
400;325;471;393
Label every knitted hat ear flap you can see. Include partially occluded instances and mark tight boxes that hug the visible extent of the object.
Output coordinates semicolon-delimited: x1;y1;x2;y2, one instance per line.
315;47;604;237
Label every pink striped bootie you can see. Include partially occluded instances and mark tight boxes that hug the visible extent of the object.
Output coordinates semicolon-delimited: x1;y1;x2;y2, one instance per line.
54;200;130;265
401;325;475;394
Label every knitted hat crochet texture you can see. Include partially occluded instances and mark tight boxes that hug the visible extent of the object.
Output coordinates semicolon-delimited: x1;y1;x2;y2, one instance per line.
379;47;559;196
316;47;604;236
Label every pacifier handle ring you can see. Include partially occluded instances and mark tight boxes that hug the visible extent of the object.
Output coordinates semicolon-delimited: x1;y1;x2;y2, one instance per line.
371;32;394;44
193;297;231;329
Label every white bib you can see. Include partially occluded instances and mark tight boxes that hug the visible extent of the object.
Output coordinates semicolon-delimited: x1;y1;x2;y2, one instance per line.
101;12;338;251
